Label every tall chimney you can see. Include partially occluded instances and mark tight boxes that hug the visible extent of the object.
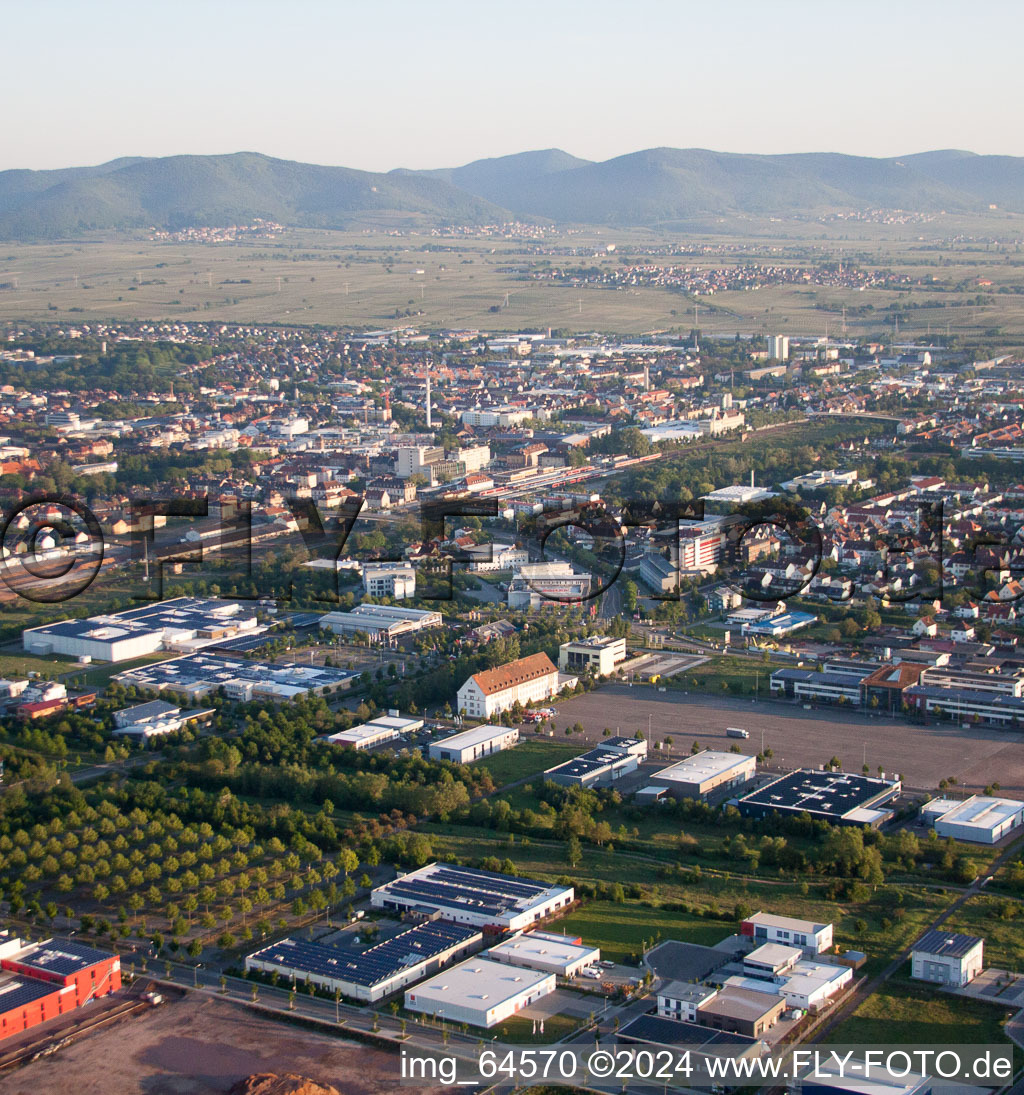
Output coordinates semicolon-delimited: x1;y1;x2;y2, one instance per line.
425;373;432;430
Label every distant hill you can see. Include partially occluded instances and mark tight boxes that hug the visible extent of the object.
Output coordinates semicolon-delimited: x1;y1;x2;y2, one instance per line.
414;149;594;209
2;146;1024;238
0;152;508;239
439;147;1024;224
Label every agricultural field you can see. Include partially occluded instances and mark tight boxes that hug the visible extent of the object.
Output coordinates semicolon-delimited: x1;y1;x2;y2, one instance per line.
2;215;1024;340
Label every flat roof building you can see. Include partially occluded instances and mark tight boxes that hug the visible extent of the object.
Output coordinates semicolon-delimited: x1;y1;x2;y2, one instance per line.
558;636;627;676
544;742;643;788
429;724;519;765
911;930;983;987
371;863;574;931
697;985;786;1038
23;597;265;663
245;921;481;1003
741;912;833;954
929;795;1024;844
113;652;357;701
736;770;901;827
323;723;402;750
404;957;555;1028
320;603;442;643
487;931;599;978
648;750;756;801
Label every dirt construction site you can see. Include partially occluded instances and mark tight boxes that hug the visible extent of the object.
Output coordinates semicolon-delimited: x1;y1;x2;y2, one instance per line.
0;995;432;1095
550;683;1024;794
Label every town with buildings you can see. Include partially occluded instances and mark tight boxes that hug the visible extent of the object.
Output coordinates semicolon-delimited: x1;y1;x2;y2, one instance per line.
0;306;1020;1093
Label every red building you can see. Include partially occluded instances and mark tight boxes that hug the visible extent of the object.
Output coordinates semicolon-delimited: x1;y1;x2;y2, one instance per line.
0;935;121;1041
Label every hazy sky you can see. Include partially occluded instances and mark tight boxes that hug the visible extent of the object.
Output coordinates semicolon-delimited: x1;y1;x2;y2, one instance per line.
4;0;1022;171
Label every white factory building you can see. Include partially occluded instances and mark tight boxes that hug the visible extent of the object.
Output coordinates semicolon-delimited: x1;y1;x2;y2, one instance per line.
456;652;560;720
362;563;416;600
319;603;442;642
404;957;555;1028
922;795;1024;844
22;597;263;663
428;724;519;764
725;960;852;1012
557;636;627;676
647;750;756;801
487;931;599;978
911;930;984;987
322;711;423;750
741;912;833;954
371;863;574;931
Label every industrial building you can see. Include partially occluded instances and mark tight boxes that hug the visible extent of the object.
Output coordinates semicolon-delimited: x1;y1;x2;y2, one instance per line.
244;921;481;1003
647;750;756;801
113;652;357;701
558;636;627;676
111;699;213;740
371;863;573;931
487;931;599;978
697;985;786;1038
725;959;852;1011
507;562;592;609
735;770;901;827
0;933;121;1042
741;913;833;954
911;930;983;987
616;1013;763;1062
922;795;1024;844
319;603;442;642
457;652;560;720
362;562;416;600
770;668;864;705
323;723;402;750
404;957;555;1028
544;736;646;788
22;597;265;663
428;724;519;764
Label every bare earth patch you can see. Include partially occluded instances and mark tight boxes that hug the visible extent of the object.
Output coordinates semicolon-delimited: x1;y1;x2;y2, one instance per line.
0;996;438;1095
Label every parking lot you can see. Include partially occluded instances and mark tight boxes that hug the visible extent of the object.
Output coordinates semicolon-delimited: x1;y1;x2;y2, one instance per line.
548;683;1024;794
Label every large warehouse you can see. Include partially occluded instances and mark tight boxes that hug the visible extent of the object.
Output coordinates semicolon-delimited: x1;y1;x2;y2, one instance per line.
923;795;1024;844
544;735;646;788
404;957;555;1028
319;603;442;642
22;597;265;663
428;724;519;764
735;769;901;827
371;863;574;931
648;750;756;801
113;652;357;701
487;931;599;978
244;921;481;1003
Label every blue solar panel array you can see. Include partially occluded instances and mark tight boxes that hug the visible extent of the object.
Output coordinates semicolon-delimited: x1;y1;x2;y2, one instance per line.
248;920;479;988
618;1013;757;1050
381;865;554;918
13;939;114;977
0;977;61;1014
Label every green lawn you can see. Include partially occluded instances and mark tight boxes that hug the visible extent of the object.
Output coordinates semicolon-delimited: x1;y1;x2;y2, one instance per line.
941;894;1024;971
554;899;732;962
472;738;585;787
0;652;74;680
824;978;1013;1046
